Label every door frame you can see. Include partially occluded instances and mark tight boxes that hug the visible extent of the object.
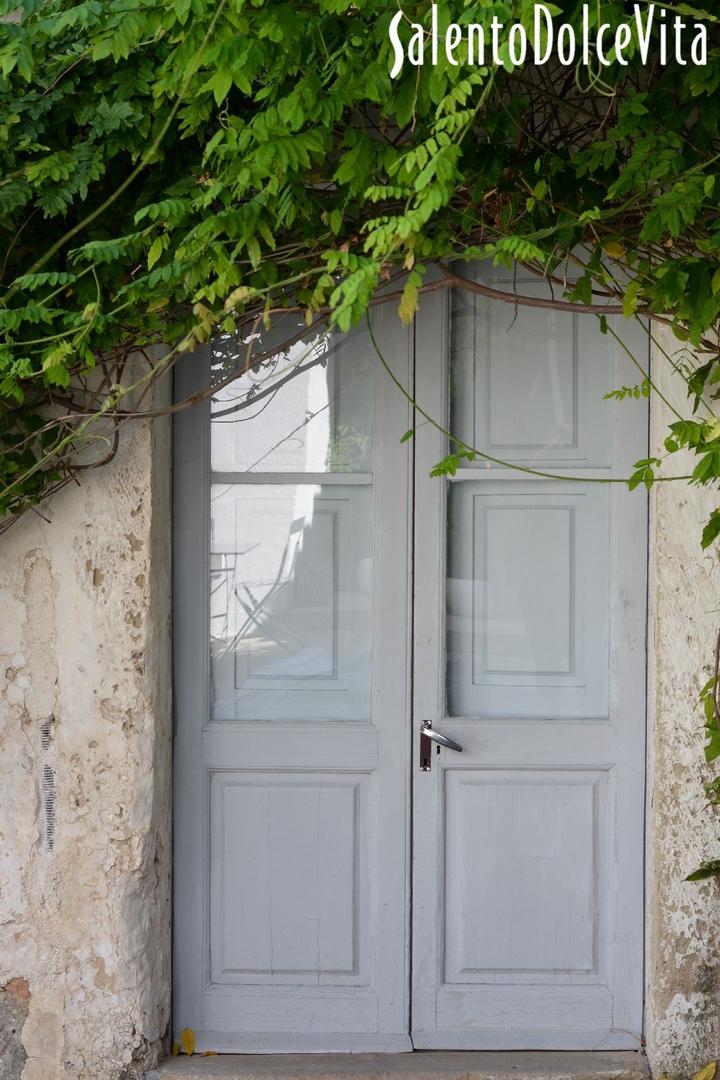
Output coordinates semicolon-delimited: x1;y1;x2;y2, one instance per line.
172;278;649;1052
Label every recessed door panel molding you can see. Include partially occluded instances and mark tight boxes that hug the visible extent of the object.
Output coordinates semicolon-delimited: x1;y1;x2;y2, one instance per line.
450;265;615;468
443;768;609;984
209;771;367;985
412;266;647;1050
447;483;610;718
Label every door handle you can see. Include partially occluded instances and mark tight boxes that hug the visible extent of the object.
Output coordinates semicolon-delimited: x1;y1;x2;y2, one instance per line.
419;721;463;771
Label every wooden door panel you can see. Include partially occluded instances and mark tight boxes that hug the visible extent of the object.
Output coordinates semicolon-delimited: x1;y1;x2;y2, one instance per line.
174;311;413;1053
411;266;647;1050
443;768;605;983
209;772;366;985
451;270;612;468
447;482;610;718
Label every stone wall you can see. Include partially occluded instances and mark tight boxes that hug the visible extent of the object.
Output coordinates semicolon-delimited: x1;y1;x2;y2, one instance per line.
0;407;171;1080
646;326;720;1078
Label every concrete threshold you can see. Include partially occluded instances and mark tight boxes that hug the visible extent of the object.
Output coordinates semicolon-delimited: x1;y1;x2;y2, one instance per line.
153;1051;650;1080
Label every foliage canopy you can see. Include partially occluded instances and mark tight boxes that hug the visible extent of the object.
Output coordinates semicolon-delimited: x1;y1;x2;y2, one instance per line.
1;0;720;525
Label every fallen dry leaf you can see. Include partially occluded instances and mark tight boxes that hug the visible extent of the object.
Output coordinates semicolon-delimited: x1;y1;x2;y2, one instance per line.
180;1027;196;1056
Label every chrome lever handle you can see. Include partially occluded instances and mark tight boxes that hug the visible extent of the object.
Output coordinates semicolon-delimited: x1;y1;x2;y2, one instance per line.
419;722;463;771
421;722;463;754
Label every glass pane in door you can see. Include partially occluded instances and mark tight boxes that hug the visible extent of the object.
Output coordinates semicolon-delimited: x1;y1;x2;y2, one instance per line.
211;327;375;474
210;483;373;721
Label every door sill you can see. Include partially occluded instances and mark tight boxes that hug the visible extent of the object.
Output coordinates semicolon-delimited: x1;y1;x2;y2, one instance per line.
153;1049;650;1080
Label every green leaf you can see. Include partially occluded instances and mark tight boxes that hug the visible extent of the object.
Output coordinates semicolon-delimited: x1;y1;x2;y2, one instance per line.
246;237;262;270
701;510;720;549
622;282;641;318
686;863;720;882
431;454;460;478
706;728;720;764
208;69;232;107
14;271;77;291
147;236;164;270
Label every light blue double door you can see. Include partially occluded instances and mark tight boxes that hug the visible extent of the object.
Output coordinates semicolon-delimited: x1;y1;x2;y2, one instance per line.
173;265;648;1052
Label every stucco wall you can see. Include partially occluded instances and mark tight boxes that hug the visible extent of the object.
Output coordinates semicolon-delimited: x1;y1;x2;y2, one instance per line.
646;326;720;1078
0;407;172;1080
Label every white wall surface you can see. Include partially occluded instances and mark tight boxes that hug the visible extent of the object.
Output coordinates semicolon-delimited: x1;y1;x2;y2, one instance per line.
646;325;720;1078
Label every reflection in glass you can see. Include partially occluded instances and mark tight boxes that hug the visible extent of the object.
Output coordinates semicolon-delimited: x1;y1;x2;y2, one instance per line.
210;484;372;721
211;324;374;474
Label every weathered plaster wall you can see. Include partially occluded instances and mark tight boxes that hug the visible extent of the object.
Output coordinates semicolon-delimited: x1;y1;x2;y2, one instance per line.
0;407;171;1080
646;326;720;1078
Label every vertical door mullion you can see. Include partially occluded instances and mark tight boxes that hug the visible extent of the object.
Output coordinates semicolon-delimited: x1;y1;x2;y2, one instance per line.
370;301;415;1038
411;281;451;1041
